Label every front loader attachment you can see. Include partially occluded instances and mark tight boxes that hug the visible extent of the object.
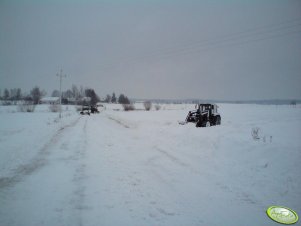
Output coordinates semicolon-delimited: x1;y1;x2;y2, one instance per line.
178;120;187;125
178;110;198;125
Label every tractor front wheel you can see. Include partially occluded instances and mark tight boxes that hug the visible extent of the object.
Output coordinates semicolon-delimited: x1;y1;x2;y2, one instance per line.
196;120;202;127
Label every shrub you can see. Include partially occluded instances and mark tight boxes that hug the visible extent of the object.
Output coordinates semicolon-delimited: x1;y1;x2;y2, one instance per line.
48;104;61;112
17;102;36;112
1;101;12;106
122;103;135;111
154;104;161;111
251;127;260;140
143;101;152;111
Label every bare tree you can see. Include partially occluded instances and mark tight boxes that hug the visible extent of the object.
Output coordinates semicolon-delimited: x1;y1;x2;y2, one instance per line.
63;89;73;98
71;85;80;99
10;89;16;100
30;86;42;104
144;101;152;111
4;88;9;100
52;90;60;97
105;94;111;103
79;85;84;98
111;92;117;103
9;88;22;101
41;90;47;97
16;88;22;100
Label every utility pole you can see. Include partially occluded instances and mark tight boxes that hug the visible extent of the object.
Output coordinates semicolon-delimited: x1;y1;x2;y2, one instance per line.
56;69;66;118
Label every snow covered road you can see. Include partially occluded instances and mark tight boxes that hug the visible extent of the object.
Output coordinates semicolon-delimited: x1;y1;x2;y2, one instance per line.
0;104;300;226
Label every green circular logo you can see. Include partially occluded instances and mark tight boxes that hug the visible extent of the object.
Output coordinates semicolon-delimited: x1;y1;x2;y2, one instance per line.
267;206;299;224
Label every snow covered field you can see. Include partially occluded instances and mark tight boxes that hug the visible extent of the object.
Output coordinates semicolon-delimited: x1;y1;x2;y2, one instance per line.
0;103;300;226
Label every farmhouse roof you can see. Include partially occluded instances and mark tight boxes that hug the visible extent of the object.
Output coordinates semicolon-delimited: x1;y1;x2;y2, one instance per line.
40;97;60;102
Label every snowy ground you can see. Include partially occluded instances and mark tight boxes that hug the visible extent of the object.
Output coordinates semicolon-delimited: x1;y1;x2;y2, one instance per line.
0;103;300;226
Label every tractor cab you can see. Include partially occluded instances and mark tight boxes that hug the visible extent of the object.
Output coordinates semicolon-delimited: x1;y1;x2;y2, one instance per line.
196;104;218;115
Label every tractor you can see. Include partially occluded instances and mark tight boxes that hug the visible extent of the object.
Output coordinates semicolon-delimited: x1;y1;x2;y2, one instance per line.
180;104;221;127
80;105;99;115
80;106;91;115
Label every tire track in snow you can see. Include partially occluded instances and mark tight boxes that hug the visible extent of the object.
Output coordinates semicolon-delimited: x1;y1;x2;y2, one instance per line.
70;117;89;226
104;113;139;129
0;116;82;189
154;146;189;168
152;146;201;175
106;115;130;128
0;116;90;226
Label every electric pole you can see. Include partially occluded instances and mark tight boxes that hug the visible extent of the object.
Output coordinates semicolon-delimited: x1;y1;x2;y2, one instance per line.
56;69;66;118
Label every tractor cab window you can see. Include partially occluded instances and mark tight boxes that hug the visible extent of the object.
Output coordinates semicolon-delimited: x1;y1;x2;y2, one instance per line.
213;105;216;113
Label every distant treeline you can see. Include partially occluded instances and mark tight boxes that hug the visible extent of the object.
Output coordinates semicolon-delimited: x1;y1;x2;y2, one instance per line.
132;98;299;105
0;87;46;105
1;87;297;106
55;85;130;105
0;85;131;106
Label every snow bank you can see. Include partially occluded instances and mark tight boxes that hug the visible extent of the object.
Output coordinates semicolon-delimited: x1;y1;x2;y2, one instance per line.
0;103;300;226
0;105;80;178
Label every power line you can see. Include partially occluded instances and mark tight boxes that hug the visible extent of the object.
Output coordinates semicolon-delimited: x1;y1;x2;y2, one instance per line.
99;18;301;70
113;17;301;65
133;17;301;61
157;29;301;60
153;23;301;57
163;17;301;53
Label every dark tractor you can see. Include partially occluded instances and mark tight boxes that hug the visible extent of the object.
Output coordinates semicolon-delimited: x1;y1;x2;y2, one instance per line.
80;105;99;115
182;104;221;127
80;106;91;115
90;105;99;114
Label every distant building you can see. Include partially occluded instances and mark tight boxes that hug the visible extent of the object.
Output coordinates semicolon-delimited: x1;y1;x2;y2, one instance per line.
81;97;91;102
67;97;77;105
99;97;106;103
40;97;60;105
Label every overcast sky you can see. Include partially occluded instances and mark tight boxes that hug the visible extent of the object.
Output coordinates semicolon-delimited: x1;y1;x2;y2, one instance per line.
0;0;300;100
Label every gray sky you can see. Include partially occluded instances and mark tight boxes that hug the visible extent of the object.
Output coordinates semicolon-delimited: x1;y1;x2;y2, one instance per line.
1;0;301;100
